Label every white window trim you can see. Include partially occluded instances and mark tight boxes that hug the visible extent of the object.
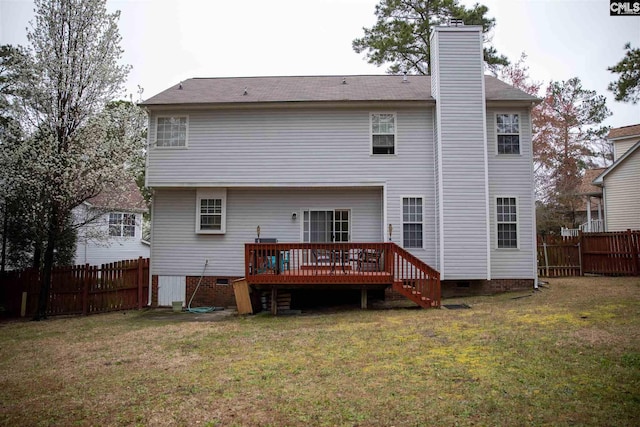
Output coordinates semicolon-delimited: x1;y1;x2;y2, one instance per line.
155;115;189;149
196;188;227;234
495;195;519;250
495;112;521;156
370;112;397;156
401;196;425;249
300;208;352;242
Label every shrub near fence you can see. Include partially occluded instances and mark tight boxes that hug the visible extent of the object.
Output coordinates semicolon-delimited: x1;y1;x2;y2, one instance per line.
0;257;149;318
538;230;640;277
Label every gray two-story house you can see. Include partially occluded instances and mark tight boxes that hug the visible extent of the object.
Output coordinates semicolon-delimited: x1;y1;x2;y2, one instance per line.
142;25;538;310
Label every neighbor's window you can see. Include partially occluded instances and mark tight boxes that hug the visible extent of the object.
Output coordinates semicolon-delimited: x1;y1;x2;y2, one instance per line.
109;213;136;237
371;113;396;155
156;116;187;147
496;197;518;248
196;189;227;234
496;113;520;154
402;197;423;248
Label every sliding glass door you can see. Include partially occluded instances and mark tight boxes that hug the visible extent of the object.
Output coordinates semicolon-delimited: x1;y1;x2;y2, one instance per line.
303;209;350;242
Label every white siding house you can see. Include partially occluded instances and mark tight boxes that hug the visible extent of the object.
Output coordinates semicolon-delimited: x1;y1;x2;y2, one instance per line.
142;25;538;307
593;124;640;231
74;182;150;266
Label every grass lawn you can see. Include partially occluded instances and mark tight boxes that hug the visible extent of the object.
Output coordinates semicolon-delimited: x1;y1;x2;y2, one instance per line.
1;277;639;426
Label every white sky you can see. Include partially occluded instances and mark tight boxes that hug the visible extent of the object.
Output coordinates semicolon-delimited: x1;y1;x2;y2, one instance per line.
1;0;639;128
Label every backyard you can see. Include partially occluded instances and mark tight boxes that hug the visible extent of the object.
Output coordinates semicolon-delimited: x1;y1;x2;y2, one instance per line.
1;277;639;426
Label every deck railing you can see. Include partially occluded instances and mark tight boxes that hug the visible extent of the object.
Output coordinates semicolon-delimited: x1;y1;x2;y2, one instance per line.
245;242;440;295
245;242;393;285
390;244;441;307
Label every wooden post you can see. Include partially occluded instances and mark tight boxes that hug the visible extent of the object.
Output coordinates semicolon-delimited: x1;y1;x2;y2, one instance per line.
361;288;367;309
578;231;585;276
629;229;639;276
271;288;278;315
137;256;144;310
82;263;89;315
543;242;549;277
20;292;27;317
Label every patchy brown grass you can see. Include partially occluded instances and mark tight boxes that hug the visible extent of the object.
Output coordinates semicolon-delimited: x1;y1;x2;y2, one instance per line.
1;276;639;426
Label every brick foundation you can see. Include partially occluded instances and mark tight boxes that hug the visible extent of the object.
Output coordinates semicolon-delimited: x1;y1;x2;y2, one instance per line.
441;279;535;298
185;276;241;308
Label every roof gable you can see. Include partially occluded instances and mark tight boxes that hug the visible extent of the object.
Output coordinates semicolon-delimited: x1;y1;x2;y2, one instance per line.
593;140;640;185
141;75;538;107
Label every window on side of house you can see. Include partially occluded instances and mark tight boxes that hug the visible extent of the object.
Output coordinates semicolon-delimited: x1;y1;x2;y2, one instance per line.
496;113;520;155
402;197;423;248
109;213;136;237
371;113;396;155
156;116;188;147
496;197;518;248
196;189;227;234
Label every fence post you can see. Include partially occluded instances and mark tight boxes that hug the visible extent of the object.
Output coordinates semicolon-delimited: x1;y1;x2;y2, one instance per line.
629;229;639;276
82;263;89;315
578;231;585;276
137;256;144;310
543;242;549;277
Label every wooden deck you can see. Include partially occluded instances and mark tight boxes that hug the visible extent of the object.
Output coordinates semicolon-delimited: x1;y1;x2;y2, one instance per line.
245;242;441;308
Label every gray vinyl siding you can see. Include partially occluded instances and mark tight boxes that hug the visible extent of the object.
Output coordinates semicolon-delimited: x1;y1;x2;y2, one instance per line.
431;27;488;280
486;108;536;279
147;107;438;273
613;138;639;161
151;187;387;277
604;150;640;231
147;108;432;186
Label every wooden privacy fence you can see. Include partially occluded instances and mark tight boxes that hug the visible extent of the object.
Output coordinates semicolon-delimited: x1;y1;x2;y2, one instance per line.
538;230;640;277
0;257;149;318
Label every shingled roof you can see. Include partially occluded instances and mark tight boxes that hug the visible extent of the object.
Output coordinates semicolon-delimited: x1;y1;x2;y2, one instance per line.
577;168;606;196
141;75;538;106
86;180;147;212
607;124;640;140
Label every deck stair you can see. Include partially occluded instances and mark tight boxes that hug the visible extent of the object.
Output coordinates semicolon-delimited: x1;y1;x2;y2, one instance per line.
388;244;440;308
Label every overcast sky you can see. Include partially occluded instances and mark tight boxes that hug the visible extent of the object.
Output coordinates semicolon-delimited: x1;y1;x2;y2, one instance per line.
1;0;639;128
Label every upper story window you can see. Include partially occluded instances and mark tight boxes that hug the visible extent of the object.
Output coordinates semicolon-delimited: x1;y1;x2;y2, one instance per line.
496;197;518;249
371;113;396;155
156;116;188;148
109;213;136;237
402;197;423;248
196;188;227;234
496;113;520;155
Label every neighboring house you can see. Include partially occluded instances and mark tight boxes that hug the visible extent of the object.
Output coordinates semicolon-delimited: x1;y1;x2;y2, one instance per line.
592;124;640;231
567;167;606;235
74;181;150;266
141;25;538;308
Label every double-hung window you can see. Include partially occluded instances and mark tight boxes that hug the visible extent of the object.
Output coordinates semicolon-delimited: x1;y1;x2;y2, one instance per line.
496;197;518;248
196;189;227;234
496;113;520;154
156;116;188;147
109;213;136;237
402;197;423;248
371;113;396;155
